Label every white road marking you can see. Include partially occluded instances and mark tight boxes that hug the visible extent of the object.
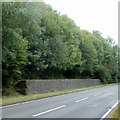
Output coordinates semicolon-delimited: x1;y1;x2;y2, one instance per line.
1;96;56;109
1;100;36;109
92;103;101;107
101;92;113;97
33;105;66;117
0;103;22;109
100;101;119;120
94;93;102;96
1;96;55;109
75;97;89;103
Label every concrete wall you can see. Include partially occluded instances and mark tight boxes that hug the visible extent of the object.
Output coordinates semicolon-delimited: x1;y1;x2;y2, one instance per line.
23;79;101;94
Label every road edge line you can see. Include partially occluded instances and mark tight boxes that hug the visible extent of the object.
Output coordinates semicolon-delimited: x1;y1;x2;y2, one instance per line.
1;84;116;108
100;101;119;120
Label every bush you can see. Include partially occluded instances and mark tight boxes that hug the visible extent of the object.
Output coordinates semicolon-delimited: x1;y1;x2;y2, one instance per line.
2;87;17;96
95;65;112;83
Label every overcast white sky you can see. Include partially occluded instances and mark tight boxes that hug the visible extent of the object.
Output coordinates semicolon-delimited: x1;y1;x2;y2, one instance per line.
44;0;119;44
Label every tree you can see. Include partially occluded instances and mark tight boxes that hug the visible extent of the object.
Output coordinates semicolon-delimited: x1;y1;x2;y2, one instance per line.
2;2;119;95
2;27;28;88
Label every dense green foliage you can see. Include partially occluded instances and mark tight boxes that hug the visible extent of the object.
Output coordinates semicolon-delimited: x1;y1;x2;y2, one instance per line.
2;2;120;94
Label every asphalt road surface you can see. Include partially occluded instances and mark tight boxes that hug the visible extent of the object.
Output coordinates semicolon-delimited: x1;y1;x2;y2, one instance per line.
1;84;119;118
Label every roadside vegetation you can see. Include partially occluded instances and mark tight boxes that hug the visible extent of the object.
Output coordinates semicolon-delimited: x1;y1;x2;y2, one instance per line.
111;104;120;119
2;2;120;95
1;84;115;106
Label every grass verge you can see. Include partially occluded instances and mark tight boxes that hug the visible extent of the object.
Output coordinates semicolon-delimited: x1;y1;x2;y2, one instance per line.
1;83;117;106
111;104;120;119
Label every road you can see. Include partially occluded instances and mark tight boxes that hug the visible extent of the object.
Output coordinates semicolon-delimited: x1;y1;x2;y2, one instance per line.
1;84;119;118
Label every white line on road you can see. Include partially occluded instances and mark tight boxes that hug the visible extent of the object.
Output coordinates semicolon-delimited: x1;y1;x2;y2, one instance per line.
0;100;35;109
94;93;102;96
33;105;66;117
1;95;57;109
1;96;55;109
75;97;89;103
100;101;119;120
0;103;22;109
101;92;113;97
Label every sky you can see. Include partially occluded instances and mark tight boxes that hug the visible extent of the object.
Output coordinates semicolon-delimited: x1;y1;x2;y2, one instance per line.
43;0;119;44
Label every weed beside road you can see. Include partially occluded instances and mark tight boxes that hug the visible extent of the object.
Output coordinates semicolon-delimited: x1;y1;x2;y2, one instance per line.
111;104;120;119
1;83;117;106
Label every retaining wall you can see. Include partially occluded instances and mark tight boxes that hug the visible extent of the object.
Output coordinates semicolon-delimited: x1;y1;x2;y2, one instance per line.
18;79;101;95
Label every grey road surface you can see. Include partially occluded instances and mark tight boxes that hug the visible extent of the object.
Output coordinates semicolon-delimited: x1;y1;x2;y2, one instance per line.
2;84;119;118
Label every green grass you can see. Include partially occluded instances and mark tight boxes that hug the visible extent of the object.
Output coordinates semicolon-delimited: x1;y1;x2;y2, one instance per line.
1;83;117;106
111;104;120;119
